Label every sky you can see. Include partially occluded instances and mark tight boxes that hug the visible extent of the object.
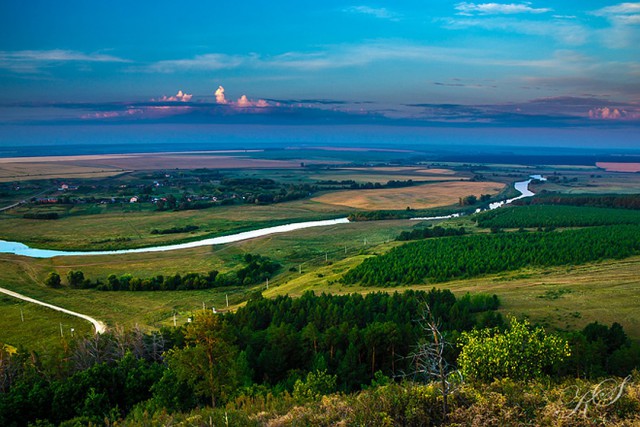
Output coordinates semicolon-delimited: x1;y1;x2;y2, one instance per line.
0;1;639;148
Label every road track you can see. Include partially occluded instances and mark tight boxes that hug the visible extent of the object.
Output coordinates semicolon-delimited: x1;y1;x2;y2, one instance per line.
0;286;106;334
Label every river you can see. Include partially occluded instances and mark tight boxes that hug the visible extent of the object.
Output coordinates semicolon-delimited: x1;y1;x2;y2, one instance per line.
0;218;350;259
0;176;542;258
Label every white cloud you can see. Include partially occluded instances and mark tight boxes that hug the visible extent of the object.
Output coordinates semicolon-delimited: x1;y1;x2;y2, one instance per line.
455;2;552;16
236;94;268;108
442;16;589;45
343;6;401;20
155;90;193;102
589;106;640;120
215;86;228;104
593;3;640;16
145;53;246;73
0;49;129;74
590;3;640;48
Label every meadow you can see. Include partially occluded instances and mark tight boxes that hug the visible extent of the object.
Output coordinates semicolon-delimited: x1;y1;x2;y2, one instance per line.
1;151;640;350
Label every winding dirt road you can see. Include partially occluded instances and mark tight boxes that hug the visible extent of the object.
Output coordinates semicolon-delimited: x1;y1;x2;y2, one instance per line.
0;287;106;334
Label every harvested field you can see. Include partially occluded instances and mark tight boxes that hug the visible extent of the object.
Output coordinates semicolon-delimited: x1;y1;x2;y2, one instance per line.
596;162;640;173
309;173;463;183
337;167;457;175
0;152;308;179
0;162;127;182
311;181;505;210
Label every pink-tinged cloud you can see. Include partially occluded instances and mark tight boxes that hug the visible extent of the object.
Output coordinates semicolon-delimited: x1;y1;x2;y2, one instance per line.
236;94;269;108
589;107;640;120
215;86;228;104
155;90;193;102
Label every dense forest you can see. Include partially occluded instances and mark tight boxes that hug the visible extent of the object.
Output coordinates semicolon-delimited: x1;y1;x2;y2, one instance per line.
2;290;638;426
520;193;640;210
476;205;640;229
343;225;640;285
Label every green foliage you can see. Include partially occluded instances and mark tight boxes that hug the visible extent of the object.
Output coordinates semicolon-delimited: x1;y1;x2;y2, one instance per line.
526;193;640;210
164;311;239;408
293;370;337;402
396;225;466;241
343;225;640;286
44;272;61;288
457;318;571;383
476;205;640;229
85;254;281;291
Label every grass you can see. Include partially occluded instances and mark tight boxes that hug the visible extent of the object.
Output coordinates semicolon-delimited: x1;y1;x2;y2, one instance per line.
0;220;417;340
263;253;640;339
2;160;640;351
0;199;355;250
0;295;93;352
311;181;505;210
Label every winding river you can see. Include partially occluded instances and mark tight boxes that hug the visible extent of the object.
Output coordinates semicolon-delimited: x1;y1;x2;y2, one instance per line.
0;176;542;259
0;218;351;259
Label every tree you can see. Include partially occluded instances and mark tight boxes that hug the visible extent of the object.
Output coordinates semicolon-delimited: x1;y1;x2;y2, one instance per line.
67;270;85;289
407;304;458;421
457;317;570;383
293;370;337;402
44;272;61;288
164;310;238;408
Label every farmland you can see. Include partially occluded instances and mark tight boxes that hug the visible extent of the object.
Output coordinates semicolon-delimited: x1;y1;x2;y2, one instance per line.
1;150;640;347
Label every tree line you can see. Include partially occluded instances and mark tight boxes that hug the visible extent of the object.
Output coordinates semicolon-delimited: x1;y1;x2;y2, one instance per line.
476;205;640;229
53;254;281;291
343;225;640;286
520;192;640;210
396;225;467;241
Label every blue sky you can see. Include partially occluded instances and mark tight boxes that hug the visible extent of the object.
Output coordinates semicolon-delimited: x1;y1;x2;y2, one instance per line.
1;1;639;130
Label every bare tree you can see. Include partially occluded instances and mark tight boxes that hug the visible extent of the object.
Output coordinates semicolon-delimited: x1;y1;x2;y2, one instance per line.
406;304;461;422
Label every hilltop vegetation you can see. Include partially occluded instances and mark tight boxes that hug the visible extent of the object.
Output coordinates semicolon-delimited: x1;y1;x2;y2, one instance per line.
1;290;638;426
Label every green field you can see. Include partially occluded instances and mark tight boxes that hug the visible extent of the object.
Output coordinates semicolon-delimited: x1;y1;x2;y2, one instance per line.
2;158;640;350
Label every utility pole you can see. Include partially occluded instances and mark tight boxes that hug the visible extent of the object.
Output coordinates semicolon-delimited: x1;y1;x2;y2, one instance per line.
226;294;229;308
173;312;177;327
20;309;24;322
266;278;269;289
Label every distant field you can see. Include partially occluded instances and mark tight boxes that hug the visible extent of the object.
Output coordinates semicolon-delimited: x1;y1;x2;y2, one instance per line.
597;162;640;173
0;162;128;182
0;152;329;181
312;181;505;210
336;167;457;175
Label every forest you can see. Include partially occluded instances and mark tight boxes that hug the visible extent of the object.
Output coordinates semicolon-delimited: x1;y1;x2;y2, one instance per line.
342;225;640;285
476;205;640;229
1;290;638;426
521;193;640;210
